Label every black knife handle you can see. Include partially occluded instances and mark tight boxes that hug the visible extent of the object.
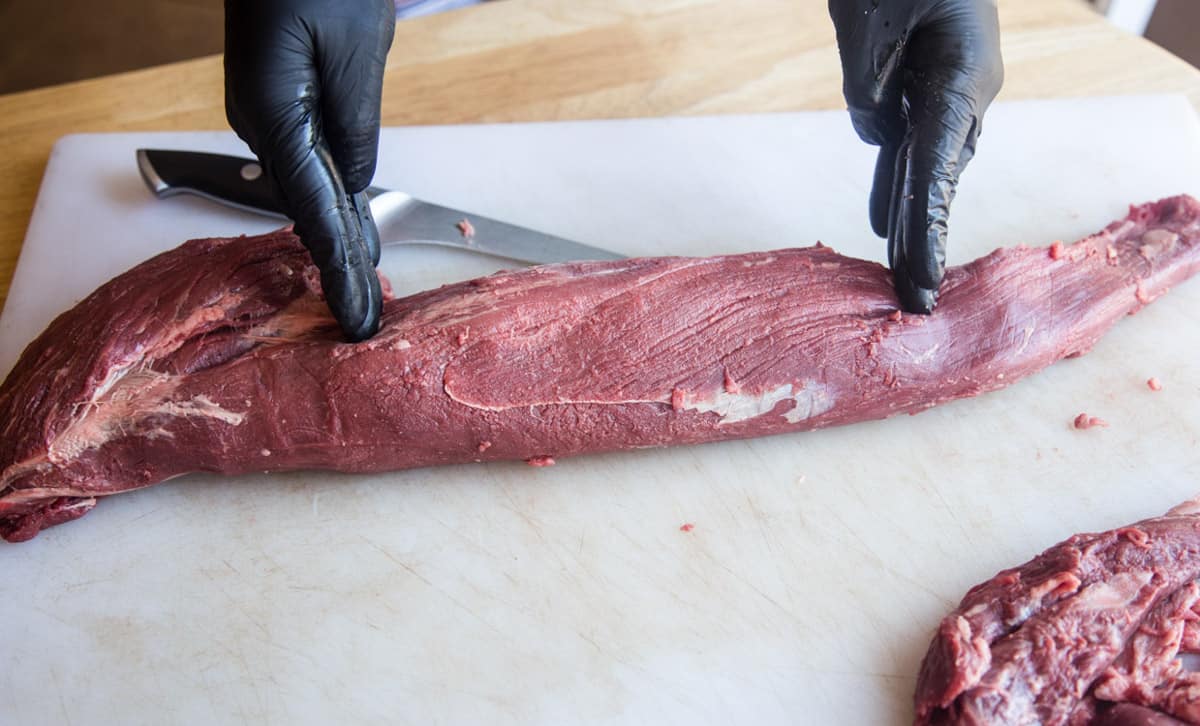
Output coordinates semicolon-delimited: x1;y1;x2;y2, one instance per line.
136;148;289;219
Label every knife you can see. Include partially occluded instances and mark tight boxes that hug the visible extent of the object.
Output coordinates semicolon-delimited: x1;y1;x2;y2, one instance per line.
135;149;625;265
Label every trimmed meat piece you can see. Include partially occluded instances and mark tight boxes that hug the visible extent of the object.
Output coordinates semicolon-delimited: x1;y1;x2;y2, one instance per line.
1;196;1199;541
915;498;1200;726
1076;413;1111;430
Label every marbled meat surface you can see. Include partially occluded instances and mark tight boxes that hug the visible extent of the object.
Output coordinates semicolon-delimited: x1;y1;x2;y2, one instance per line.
916;498;1200;726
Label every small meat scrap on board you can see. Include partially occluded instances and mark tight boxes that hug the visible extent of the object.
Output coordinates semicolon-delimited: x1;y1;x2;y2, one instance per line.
914;498;1200;726
456;218;475;239
1075;413;1111;430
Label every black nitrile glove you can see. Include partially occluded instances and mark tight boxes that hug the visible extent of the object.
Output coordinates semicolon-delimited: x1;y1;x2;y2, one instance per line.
224;0;396;342
829;0;1003;313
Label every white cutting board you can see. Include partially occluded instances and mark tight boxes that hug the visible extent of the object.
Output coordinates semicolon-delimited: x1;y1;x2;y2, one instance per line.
2;96;1199;726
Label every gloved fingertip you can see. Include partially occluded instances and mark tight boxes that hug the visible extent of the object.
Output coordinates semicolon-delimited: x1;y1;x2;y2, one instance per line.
310;205;382;342
322;254;383;343
342;290;382;343
894;266;938;315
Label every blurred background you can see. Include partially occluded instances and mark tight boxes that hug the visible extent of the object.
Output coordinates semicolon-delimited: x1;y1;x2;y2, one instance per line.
0;0;1195;95
1089;0;1198;69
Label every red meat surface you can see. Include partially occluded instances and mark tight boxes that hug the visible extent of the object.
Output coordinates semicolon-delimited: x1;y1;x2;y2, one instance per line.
1;196;1198;542
915;498;1200;725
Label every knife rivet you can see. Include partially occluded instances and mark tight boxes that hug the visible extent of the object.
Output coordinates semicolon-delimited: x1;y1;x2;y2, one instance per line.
240;162;263;181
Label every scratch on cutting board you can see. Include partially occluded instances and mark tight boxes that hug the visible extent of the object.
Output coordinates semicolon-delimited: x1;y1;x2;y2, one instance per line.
50;667;72;726
562;627;701;716
818;502;884;566
609;526;683;590
260;637;321;670
925;479;976;548
214;632;256;705
124;505;164;525
361;535;435;588
2;667;19;715
360;535;509;641
388;675;521;715
235;693;253;726
428;511;489;554
62;577;114;591
495;481;595;585
198;668;220;716
501;490;548;544
889;567;958;610
693;547;804;627
32;605;74;629
794;666;913;679
256;551;286;577
743;492;801;613
573;628;604;654
287;584;327;593
209;582;270;641
817;499;956;609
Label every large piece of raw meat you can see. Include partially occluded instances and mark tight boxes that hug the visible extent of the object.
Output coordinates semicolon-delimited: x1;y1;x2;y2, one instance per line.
1;196;1198;541
915;498;1200;726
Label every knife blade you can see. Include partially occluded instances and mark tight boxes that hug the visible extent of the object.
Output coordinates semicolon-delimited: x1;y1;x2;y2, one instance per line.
136;148;626;265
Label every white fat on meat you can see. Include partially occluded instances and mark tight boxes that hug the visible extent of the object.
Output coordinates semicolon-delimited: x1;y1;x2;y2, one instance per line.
1073;571;1154;611
48;371;246;464
681;380;834;425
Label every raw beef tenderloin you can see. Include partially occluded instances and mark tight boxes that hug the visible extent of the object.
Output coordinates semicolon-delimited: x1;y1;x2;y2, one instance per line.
1;196;1199;542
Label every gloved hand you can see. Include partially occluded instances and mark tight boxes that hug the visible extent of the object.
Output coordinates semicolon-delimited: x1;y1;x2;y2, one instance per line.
829;0;1003;313
224;0;396;341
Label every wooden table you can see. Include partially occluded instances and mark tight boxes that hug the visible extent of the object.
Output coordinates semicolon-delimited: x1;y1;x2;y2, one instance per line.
0;0;1196;311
